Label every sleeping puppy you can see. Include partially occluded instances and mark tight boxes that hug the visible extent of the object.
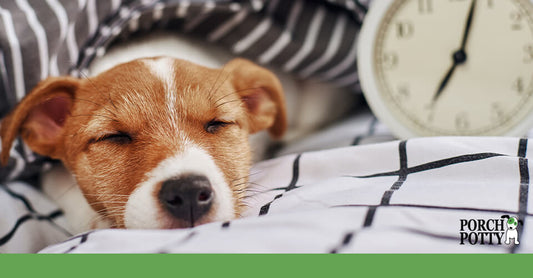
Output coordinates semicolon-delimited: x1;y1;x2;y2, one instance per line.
0;32;353;233
0;56;286;232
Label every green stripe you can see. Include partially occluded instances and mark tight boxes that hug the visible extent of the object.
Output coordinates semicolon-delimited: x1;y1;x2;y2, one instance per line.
1;254;532;277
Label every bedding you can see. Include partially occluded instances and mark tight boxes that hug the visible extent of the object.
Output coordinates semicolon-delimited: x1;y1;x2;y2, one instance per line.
1;0;532;253
2;111;532;253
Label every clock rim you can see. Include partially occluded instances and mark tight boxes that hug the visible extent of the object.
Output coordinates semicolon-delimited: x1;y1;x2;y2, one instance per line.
357;0;533;139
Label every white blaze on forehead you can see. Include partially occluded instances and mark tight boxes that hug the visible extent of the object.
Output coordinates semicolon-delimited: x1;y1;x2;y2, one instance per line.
142;57;177;89
124;144;236;229
142;57;179;130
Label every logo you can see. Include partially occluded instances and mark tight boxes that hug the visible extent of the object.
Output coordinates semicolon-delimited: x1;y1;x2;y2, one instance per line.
501;215;520;245
460;215;522;245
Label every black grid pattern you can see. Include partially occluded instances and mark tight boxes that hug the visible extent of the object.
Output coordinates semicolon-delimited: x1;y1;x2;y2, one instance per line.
325;138;531;253
1;0;532;253
33;136;532;253
0;182;70;253
259;154;302;216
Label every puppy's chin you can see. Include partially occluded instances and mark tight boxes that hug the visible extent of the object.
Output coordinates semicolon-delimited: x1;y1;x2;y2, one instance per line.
154;215;216;229
120;209;227;229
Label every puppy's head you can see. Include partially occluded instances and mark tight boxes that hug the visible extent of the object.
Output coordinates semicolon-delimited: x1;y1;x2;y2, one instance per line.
506;217;519;230
0;57;286;229
501;215;522;231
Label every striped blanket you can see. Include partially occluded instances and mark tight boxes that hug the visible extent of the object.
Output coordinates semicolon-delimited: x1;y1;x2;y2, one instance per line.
0;0;368;183
2;0;532;254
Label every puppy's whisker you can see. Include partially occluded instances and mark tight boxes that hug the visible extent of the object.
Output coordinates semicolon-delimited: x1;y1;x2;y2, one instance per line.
79;70;99;91
211;70;233;97
79;71;118;115
212;87;263;107
231;87;263;94
71;96;118;117
213;90;238;106
243;184;270;192
243;182;266;189
90;209;125;224
83;193;131;197
231;181;249;188
231;170;262;182
206;64;226;100
231;175;251;183
88;213;117;227
87;201;129;206
70;114;118;122
215;99;242;109
207;62;233;101
106;91;118;111
92;204;125;212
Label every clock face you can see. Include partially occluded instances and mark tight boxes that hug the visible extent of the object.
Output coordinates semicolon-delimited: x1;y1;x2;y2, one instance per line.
363;0;533;137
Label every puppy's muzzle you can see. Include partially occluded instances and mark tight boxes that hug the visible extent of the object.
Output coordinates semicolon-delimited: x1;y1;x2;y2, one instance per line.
158;174;214;225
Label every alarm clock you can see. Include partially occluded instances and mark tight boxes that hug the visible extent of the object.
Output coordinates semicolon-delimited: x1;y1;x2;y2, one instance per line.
358;0;533;138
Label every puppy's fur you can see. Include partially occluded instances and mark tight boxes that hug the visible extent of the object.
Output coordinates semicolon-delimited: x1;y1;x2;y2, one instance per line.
1;56;285;232
0;33;353;233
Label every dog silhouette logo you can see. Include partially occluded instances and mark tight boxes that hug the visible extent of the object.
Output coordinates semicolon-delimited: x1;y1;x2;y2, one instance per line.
501;215;522;245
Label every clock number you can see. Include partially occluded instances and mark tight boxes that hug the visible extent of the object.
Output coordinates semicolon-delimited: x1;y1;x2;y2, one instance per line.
486;0;494;9
418;0;433;14
510;11;522;31
524;45;533;63
396;84;410;101
395;21;414;39
382;52;398;69
455;112;470;131
512;77;524;94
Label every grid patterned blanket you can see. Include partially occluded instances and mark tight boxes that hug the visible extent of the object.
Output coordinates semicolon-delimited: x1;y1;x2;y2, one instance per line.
1;0;532;253
40;132;532;253
2;112;532;253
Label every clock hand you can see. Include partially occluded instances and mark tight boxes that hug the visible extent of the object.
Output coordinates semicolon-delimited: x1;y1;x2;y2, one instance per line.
459;0;477;51
434;64;456;102
433;51;466;102
432;0;477;102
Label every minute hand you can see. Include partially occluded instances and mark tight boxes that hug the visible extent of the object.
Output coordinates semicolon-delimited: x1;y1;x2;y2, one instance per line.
459;0;477;50
433;0;477;102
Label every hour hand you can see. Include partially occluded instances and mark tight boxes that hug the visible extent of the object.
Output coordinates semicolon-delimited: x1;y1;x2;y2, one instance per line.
433;50;467;102
433;64;456;102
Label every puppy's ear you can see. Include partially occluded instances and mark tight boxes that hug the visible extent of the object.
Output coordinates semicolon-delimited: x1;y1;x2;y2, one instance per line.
226;58;287;138
0;77;80;165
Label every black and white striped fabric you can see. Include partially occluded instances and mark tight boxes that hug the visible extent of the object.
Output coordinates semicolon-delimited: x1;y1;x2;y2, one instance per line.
0;0;369;183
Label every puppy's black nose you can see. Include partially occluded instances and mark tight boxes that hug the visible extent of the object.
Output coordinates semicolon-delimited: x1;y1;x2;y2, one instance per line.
159;175;214;225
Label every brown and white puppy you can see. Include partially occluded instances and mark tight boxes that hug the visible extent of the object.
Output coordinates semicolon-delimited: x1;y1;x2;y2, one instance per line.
0;56;286;231
0;32;354;233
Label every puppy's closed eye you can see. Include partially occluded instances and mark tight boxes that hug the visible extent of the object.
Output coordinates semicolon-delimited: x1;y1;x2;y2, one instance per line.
93;132;133;145
204;119;234;134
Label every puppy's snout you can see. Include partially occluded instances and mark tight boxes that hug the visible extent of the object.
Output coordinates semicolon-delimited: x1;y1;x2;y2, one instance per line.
159;174;214;225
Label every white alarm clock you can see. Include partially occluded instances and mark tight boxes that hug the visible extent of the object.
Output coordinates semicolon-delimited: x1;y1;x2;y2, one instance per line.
358;0;533;138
